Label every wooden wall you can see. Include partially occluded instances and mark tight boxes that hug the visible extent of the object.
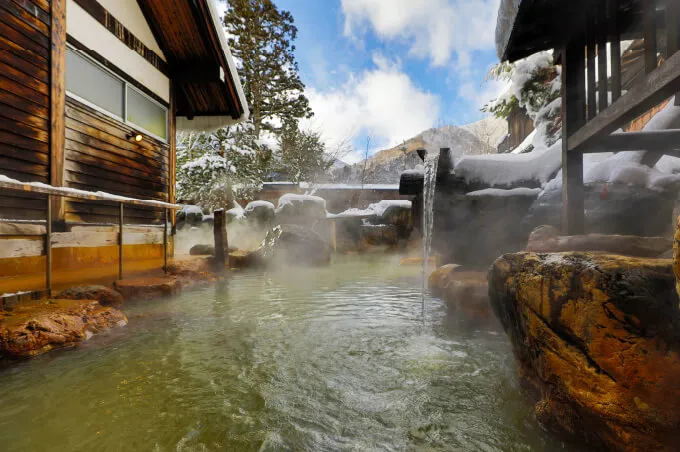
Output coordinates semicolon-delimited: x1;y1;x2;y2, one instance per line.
507;107;534;150
0;0;52;221
64;98;169;224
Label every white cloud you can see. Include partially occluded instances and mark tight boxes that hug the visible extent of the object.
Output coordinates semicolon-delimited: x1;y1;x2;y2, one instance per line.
303;59;440;161
459;77;508;112
341;0;501;68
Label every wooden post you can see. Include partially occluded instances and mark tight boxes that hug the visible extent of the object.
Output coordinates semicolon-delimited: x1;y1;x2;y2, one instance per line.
163;208;168;273
586;17;597;119
668;0;680;105
46;194;52;296
597;1;609;111
609;0;622;102
213;209;226;267
50;0;67;225
644;0;657;74
168;81;177;230
561;36;587;235
119;203;124;280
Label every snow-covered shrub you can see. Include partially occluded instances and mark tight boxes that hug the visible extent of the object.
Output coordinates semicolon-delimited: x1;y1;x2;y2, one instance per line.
176;121;269;210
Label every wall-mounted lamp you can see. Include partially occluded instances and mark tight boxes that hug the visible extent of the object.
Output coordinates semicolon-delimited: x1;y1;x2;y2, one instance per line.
126;132;144;143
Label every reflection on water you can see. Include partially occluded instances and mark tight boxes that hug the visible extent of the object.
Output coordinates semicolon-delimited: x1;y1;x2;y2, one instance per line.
0;255;564;451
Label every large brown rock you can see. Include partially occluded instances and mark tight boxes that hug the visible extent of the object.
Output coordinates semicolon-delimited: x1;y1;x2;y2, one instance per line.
0;299;127;359
57;285;124;307
114;277;181;301
528;225;671;257
489;252;680;451
428;265;490;318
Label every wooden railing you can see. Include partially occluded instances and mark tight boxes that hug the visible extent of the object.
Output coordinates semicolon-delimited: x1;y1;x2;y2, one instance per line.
0;178;181;296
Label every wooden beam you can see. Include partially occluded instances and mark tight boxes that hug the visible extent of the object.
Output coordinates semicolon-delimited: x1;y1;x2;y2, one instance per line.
587;23;597;120
643;0;657;74
213;208;226;267
173;66;222;84
584;129;680;153
169;80;177;229
568;49;680;152
597;1;608;111
609;0;622;102
0;179;181;209
72;0;169;76
50;0;67;224
561;36;586;235
668;0;680;106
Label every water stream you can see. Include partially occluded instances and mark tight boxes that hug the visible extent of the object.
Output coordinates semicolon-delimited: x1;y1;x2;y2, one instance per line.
0;255;565;451
421;150;440;322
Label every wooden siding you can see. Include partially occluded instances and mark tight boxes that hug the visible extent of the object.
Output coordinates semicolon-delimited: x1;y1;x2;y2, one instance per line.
64;98;169;224
0;0;52;221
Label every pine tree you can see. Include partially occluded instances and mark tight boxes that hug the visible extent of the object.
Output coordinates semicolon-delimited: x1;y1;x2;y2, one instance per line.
275;122;329;183
224;0;313;138
176;122;268;209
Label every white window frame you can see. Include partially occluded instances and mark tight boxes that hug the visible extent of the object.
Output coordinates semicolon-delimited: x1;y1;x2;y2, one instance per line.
65;45;169;143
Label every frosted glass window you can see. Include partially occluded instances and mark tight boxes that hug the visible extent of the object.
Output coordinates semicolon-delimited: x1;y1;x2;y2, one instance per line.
66;48;124;118
126;87;167;140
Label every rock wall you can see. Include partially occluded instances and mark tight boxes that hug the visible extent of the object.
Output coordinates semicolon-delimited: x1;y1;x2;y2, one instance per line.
489;252;680;451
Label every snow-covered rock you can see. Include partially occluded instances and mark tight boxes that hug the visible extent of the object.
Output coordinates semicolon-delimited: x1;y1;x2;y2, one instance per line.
275;194;327;227
244;200;275;227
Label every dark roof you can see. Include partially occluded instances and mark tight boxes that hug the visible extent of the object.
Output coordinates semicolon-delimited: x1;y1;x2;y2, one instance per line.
138;0;248;123
496;0;650;62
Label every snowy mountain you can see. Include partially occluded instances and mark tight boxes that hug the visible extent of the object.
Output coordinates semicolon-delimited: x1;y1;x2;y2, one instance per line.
337;122;501;184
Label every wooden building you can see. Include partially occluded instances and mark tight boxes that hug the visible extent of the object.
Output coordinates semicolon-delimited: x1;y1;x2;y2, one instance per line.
497;0;680;234
0;0;248;294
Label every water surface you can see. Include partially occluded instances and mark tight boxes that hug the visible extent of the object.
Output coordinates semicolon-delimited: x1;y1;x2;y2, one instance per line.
0;255;564;451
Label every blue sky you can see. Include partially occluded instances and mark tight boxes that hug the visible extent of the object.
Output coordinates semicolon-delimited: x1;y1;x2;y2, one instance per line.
222;0;505;161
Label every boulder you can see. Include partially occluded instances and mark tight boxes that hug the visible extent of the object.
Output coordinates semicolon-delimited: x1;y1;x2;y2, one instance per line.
57;285;124;308
359;224;399;249
244;201;275;228
226;206;245;224
0;299;127;359
489;252;680;450
176;205;204;229
256;224;331;266
275;194;327;227
369;200;413;239
432;188;539;269
189;244;238;256
114;277;181;301
523;182;676;237
429;265;490;318
527;225;672;257
229;250;263;269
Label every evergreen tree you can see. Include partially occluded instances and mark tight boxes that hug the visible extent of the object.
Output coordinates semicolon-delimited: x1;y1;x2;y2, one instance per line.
176;122;268;209
275;122;330;183
224;0;313;138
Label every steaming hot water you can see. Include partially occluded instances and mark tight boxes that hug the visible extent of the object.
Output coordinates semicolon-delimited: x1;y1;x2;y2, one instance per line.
0;255;565;451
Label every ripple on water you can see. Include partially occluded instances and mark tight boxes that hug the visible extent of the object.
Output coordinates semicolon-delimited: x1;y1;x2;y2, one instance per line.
0;255;565;451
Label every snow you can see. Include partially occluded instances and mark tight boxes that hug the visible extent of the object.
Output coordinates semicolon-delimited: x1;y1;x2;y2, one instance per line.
329;200;412;218
0;174;178;208
465;187;542;198
298;183;400;190
245;200;275;211
368;200;412;216
455;139;562;187
510;129;536;154
495;0;520;59
181;205;203;215
401;169;424;176
276;193;327;210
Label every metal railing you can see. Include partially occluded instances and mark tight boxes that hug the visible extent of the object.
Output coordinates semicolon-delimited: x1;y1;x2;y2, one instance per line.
0;178;182;295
